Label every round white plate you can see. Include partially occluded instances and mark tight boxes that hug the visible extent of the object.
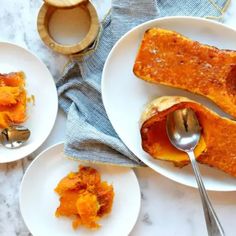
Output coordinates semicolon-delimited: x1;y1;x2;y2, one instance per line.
0;42;58;163
20;142;141;236
102;16;236;191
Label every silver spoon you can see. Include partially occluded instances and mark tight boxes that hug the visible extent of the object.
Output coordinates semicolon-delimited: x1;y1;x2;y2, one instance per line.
166;108;224;236
0;125;30;149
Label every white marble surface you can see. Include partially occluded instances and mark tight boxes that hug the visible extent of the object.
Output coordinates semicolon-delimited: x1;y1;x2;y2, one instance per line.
0;1;236;236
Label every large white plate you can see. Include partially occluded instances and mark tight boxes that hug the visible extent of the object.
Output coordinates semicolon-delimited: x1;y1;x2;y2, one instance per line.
20;142;140;236
102;16;236;191
0;42;58;163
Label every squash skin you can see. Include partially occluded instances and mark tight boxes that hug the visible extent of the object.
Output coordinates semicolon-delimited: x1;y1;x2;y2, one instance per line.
141;96;236;177
133;28;236;118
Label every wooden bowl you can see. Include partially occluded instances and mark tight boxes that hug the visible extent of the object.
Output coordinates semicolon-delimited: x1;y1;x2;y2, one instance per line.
37;1;100;55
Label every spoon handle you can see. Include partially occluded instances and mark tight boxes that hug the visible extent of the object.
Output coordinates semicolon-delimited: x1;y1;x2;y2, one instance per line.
187;151;225;236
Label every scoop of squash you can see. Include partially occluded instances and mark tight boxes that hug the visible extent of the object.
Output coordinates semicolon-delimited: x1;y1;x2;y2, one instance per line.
0;72;27;128
141;96;236;177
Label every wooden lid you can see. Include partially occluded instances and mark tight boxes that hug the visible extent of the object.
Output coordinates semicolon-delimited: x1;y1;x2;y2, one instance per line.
44;0;85;8
37;1;100;55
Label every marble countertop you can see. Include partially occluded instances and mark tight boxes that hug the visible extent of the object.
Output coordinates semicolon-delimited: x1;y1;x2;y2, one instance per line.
0;1;236;236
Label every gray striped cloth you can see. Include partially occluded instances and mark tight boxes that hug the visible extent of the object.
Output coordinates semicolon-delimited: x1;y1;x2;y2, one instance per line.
57;0;227;167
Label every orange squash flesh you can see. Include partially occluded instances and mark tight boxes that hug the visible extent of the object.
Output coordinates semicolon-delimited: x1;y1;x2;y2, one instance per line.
75;193;100;229
0;87;21;105
141;114;206;167
133;28;236;118
0;72;27;128
55;166;114;230
0;72;25;87
141;96;236;177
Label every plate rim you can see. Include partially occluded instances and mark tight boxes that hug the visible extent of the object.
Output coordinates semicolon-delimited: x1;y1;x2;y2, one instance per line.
0;41;58;163
19;141;141;236
101;16;236;192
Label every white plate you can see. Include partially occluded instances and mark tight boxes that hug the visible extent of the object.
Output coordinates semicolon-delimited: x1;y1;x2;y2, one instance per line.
0;42;58;163
20;142;141;236
102;16;236;191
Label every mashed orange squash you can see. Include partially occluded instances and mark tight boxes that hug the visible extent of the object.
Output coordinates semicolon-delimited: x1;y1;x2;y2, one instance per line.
55;166;114;230
0;72;27;128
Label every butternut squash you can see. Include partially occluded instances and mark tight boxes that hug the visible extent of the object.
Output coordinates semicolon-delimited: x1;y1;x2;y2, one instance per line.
0;72;26;128
141;96;236;177
55;166;114;230
133;28;236;118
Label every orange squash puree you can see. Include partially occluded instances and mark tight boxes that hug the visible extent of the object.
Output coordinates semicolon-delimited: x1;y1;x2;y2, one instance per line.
55;166;114;230
0;72;27;128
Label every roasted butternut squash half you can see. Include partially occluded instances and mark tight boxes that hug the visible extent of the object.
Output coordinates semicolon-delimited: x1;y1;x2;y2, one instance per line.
141;96;236;177
134;28;236;118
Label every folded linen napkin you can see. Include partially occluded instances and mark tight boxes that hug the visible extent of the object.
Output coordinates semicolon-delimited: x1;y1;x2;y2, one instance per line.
57;0;229;167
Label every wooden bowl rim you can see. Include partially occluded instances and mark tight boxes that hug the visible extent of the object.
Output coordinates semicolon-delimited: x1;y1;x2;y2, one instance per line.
43;0;85;8
37;1;100;55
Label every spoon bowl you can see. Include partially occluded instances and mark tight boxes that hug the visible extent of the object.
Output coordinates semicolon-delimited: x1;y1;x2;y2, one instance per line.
0;125;31;149
166;108;201;151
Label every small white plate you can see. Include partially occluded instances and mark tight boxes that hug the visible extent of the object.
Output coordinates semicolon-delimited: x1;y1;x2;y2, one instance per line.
20;142;141;236
102;16;236;191
0;42;58;163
